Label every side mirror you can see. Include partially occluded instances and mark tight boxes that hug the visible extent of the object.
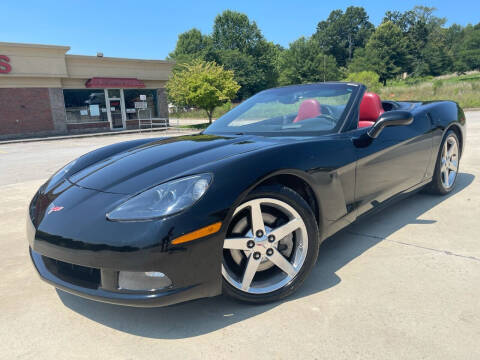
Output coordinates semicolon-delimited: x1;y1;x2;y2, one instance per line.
367;111;414;138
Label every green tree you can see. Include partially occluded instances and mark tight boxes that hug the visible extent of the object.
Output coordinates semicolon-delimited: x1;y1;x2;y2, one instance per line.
383;6;450;76
166;60;240;123
210;10;280;99
212;10;263;53
278;37;340;85
445;24;465;57
167;11;280;100
455;24;480;71
210;49;256;99
168;28;212;64
344;71;381;92
313;6;374;66
348;47;374;73
350;22;409;85
421;29;453;76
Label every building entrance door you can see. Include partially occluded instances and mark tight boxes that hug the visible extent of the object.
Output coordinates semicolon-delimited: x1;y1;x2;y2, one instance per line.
105;89;126;129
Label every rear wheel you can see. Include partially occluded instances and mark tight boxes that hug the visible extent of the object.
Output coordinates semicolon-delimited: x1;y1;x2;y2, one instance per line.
222;185;319;304
427;130;460;195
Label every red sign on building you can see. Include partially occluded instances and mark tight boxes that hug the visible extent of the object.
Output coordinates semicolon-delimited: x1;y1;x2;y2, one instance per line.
0;55;12;73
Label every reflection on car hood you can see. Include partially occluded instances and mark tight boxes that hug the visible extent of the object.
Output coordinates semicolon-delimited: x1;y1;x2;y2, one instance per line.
68;134;279;194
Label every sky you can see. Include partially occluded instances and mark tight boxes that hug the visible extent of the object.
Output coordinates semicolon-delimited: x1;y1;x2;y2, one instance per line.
1;0;479;60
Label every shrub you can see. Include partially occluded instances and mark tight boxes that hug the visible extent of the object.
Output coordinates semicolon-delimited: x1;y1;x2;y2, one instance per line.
167;60;240;123
344;71;381;92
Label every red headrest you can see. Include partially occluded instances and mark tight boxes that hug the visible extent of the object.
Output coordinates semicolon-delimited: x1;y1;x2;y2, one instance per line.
293;99;321;123
359;92;384;122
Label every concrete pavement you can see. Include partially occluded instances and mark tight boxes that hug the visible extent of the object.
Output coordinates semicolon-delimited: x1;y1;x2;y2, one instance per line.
0;113;479;359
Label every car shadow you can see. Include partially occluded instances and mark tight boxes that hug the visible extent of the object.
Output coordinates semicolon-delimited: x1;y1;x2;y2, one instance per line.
58;172;475;339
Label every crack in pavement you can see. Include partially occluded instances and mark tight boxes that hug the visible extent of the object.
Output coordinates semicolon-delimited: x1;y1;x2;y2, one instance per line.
346;230;480;263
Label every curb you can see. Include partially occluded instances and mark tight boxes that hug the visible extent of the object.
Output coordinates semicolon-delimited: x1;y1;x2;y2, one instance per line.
0;127;198;145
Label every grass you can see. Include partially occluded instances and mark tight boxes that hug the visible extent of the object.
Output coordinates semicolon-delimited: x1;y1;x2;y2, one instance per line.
379;72;480;108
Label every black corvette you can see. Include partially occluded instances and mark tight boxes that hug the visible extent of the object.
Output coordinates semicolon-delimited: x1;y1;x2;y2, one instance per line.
28;82;465;306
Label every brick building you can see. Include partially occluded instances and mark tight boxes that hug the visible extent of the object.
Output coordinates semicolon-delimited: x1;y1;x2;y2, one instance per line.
0;42;174;139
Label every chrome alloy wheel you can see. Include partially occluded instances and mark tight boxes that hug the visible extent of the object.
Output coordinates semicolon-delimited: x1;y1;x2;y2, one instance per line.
441;135;459;189
222;198;308;294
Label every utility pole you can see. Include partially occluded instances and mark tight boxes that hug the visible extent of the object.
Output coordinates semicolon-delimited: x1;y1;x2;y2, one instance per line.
323;55;326;82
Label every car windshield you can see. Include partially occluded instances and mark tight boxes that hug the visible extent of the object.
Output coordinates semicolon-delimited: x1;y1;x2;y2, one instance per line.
204;83;358;136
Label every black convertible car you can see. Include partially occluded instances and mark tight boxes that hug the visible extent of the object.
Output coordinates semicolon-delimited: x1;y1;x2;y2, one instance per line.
28;82;465;306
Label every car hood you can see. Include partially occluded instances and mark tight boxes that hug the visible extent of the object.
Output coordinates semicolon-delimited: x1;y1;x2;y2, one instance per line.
68;133;280;194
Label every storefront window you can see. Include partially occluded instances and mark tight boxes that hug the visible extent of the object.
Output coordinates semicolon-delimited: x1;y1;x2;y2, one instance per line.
107;89;121;98
63;89;108;123
124;89;158;120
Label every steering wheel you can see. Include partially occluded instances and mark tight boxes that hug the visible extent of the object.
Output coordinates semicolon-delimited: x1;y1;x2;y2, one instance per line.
321;105;334;116
317;114;337;125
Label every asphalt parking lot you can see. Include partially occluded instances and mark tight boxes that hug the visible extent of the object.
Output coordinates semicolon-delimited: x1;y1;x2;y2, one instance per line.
1;114;479;359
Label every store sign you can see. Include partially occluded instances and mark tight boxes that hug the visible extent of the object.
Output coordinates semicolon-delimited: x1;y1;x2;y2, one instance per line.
0;55;12;74
85;77;145;88
135;102;147;109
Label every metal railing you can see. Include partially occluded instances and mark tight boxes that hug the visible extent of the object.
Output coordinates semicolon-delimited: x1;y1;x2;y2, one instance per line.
137;109;168;131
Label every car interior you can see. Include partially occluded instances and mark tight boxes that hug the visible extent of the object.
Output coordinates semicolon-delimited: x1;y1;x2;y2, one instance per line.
211;88;405;134
358;92;384;128
293;99;323;123
292;92;402;130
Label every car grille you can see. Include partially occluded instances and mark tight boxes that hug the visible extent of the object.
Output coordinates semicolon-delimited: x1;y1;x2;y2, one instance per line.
42;256;100;289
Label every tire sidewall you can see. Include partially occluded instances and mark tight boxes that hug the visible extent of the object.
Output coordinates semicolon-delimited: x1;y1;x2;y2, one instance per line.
431;130;460;195
222;184;320;304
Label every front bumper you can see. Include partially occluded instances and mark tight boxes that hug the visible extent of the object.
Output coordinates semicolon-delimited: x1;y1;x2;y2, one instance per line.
27;180;226;307
29;248;212;307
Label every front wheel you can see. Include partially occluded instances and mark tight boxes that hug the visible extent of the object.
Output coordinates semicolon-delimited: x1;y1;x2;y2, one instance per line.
222;185;319;304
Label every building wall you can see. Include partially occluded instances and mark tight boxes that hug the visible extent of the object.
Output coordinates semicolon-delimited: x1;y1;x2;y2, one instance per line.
66;122;110;132
156;88;169;119
0;88;55;137
0;42;174;87
0;42;173;139
0;43;69;83
65;55;173;81
48;88;67;133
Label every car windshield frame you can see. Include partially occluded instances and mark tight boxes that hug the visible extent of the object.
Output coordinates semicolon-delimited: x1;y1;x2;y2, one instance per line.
203;82;361;137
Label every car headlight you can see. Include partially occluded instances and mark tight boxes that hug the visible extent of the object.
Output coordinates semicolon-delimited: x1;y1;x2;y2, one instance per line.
106;174;213;221
45;159;77;192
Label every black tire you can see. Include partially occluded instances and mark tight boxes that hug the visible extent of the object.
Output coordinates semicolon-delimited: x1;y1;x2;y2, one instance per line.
222;184;320;304
427;130;460;195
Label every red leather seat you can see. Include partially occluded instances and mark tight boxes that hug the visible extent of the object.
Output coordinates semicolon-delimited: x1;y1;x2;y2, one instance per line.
358;120;375;128
293;99;321;123
358;92;384;128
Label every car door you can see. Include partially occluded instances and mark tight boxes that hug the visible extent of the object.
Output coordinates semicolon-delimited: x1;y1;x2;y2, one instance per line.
353;112;433;216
